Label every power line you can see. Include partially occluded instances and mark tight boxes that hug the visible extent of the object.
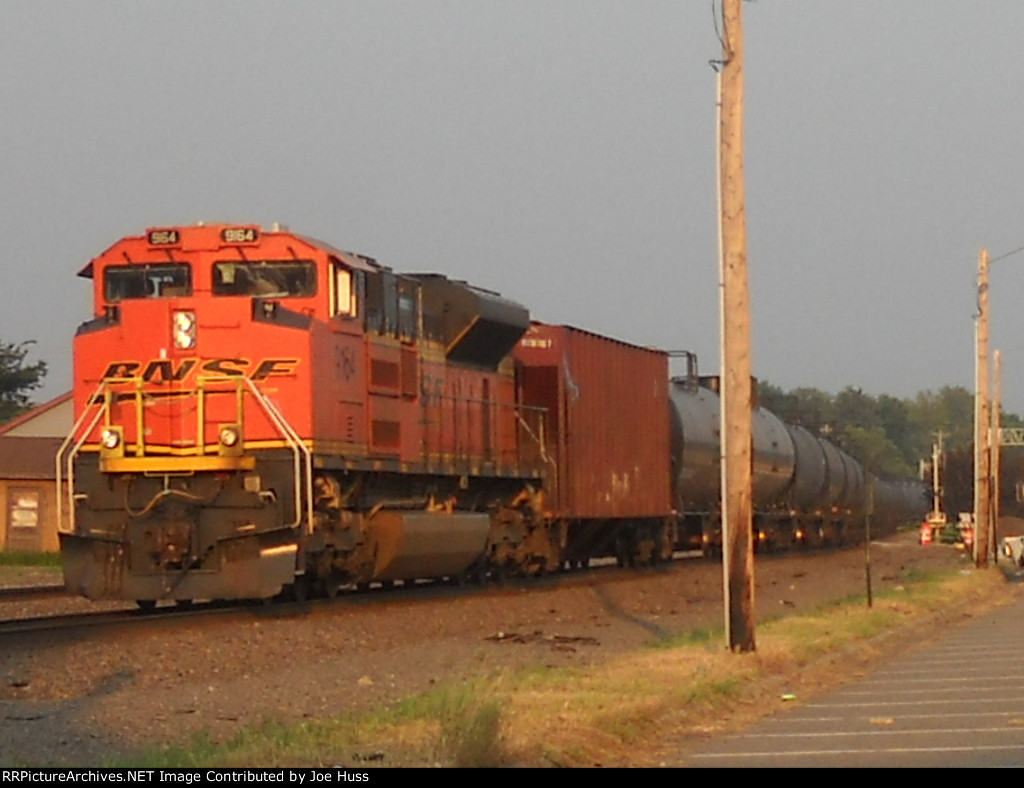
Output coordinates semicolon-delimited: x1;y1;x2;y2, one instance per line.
990;244;1024;265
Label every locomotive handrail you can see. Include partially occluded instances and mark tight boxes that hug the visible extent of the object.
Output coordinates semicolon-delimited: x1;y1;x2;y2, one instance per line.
421;391;550;473
56;381;110;535
515;405;554;467
237;376;314;534
54;375;315;537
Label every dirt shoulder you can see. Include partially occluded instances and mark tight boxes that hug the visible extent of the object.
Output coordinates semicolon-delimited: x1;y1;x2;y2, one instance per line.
0;526;1009;767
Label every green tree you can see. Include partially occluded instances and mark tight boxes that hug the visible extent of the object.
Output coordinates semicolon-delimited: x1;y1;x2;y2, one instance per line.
754;380;1024;485
907;386;975;452
756;380;794;420
875;394;921;466
787;387;836;435
0;340;47;423
838;424;914;478
833;386;880;433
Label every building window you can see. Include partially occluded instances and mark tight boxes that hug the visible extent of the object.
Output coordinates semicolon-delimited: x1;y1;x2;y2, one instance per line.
9;490;39;530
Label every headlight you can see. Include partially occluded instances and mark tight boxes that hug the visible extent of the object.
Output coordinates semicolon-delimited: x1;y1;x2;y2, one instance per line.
217;423;243;457
173;310;197;350
218;425;240;447
100;427;124;458
101;428;121;450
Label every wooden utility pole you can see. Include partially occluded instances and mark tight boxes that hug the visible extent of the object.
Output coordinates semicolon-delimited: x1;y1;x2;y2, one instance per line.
718;0;755;652
864;481;873;609
974;248;990;568
992;349;1001;561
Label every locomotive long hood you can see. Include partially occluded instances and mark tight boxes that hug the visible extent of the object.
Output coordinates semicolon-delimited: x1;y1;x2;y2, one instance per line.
413;274;530;368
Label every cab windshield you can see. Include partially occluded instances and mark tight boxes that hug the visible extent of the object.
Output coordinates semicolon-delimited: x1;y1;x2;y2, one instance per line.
103;264;192;302
212;261;317;298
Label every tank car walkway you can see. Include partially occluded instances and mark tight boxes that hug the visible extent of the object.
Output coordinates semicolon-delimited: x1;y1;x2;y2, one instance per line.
682;568;1024;768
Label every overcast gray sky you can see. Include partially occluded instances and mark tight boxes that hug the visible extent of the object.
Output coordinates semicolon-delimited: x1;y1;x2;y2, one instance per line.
3;1;1024;414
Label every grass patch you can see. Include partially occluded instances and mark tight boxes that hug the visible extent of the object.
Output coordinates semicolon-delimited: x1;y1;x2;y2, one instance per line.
121;680;510;769
113;563;1015;768
433;688;504;767
0;552;61;567
127;714;429;768
659;624;722;648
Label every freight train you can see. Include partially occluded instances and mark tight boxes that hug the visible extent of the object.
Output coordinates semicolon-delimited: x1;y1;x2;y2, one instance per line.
56;223;927;606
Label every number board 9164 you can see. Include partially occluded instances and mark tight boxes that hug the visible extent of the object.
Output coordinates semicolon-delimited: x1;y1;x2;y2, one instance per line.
221;227;260;245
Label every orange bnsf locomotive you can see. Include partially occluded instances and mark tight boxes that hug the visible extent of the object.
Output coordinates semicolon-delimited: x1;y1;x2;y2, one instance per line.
57;223;925;607
57;223;673;605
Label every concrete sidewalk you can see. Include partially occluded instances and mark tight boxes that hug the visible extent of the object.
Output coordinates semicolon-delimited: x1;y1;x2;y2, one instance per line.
683;565;1024;768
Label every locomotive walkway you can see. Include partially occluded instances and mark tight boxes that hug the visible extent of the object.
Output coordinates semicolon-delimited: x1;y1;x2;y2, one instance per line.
683;566;1024;768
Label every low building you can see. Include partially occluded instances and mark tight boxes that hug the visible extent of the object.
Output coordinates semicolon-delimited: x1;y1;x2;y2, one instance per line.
0;393;72;552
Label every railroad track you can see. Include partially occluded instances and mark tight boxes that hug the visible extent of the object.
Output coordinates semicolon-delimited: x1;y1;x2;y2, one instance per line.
0;583;68;602
0;546;842;641
0;594;290;638
0;554;693;641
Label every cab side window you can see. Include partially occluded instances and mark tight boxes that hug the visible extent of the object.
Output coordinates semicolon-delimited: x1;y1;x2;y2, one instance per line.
363;270;416;339
365;271;398;335
397;278;418;341
332;263;362;318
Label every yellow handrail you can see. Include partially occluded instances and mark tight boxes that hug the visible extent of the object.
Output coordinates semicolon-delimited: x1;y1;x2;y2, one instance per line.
56;375;313;536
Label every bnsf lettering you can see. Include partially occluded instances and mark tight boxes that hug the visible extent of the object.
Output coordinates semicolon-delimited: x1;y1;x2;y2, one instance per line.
251;358;299;380
101;358;299;383
102;361;140;379
142;359;197;383
202;358;248;376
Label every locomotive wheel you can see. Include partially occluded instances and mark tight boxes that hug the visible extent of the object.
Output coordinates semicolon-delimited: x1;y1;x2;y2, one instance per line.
324;574;346;599
285;577;309;603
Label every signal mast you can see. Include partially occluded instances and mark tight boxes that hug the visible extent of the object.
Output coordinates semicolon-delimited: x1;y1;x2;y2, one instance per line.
924;432;948;542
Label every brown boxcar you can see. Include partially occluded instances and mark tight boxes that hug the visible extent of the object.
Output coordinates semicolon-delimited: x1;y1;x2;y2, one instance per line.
515;323;672;520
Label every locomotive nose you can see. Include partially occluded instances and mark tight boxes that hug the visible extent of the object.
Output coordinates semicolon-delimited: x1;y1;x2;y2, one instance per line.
141;520;194;571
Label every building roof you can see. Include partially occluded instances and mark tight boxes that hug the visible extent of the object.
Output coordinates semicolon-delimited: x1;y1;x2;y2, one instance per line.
0;392;72;438
0;436;63;480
